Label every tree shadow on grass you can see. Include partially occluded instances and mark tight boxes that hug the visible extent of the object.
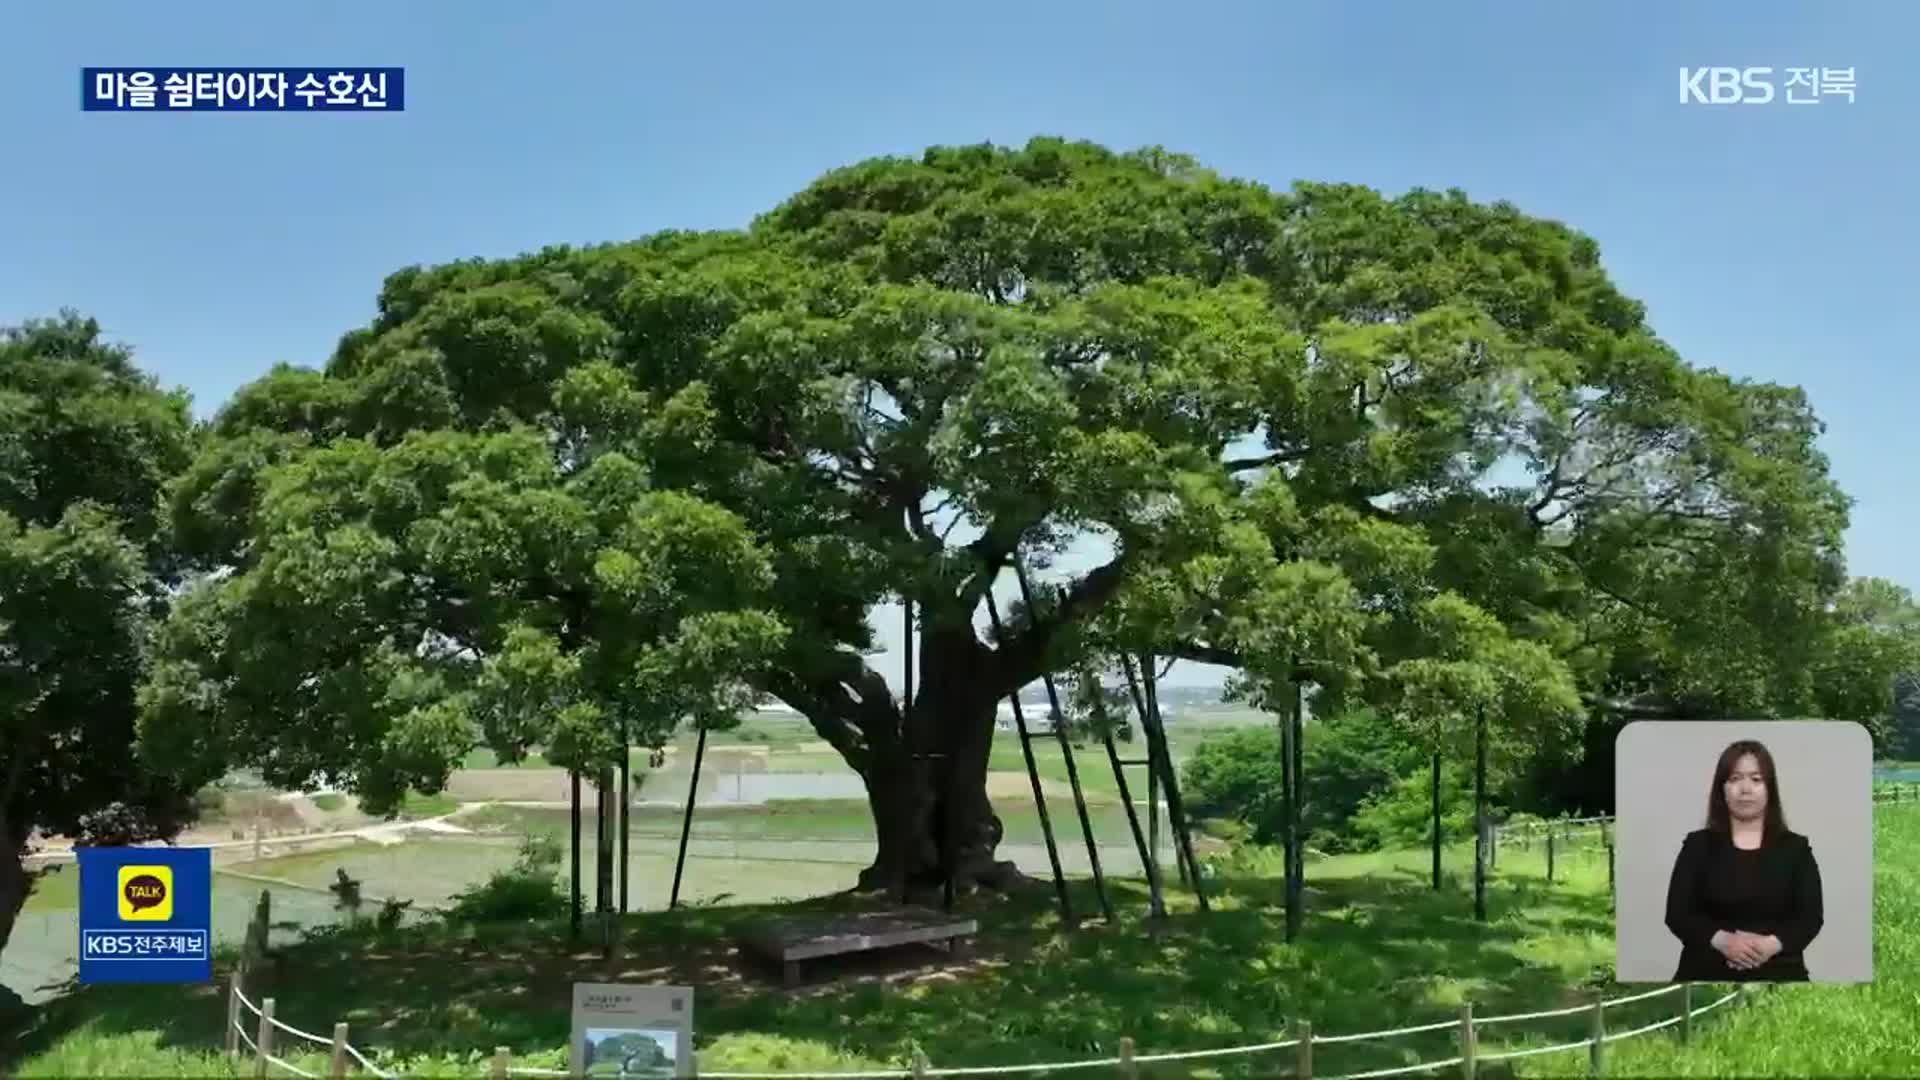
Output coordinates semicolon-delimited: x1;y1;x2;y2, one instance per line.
4;872;1694;1078
3;957;233;1073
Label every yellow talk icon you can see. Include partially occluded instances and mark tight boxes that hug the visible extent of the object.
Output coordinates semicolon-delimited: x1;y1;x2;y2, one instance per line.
118;865;173;921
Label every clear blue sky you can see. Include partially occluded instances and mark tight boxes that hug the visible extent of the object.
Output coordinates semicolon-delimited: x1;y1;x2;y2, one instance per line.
3;1;1914;690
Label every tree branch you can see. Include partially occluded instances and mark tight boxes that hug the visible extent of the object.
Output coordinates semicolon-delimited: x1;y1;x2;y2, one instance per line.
1581;691;1710;720
1163;639;1243;668
1224;447;1309;473
992;552;1136;691
757;662;878;774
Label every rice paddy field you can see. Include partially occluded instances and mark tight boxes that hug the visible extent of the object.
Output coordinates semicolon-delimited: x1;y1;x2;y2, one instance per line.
4;707;1249;1008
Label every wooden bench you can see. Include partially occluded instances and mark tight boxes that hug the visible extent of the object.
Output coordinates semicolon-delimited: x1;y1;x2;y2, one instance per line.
736;910;978;987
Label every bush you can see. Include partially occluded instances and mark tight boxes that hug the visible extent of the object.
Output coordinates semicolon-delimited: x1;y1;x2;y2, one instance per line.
1348;763;1479;851
1182;727;1289;843
1182;708;1424;851
443;834;569;925
376;897;413;932
192;786;227;822
1295;707;1425;852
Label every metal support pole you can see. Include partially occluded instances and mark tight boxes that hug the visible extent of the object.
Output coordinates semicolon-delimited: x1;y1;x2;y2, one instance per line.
569;768;582;941
1122;657;1182;886
620;719;630;914
1138;652;1208;911
1287;674;1304;940
1474;707;1487;922
1097;665;1163;919
1431;751;1442;890
595;769;613;920
669;726;708;910
985;591;1074;926
1279;682;1294;921
1013;560;1112;920
600;767;617;953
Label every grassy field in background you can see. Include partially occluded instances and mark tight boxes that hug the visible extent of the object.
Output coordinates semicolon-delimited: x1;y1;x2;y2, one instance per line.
462;795;1152;853
15;806;1918;1077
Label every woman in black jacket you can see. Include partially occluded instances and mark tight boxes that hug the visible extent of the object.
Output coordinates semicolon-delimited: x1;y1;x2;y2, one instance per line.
1663;738;1824;982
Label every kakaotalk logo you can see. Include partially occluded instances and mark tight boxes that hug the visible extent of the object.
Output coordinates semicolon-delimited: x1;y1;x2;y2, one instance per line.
117;865;174;921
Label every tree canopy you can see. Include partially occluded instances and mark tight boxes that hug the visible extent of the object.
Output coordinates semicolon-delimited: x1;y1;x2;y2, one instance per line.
138;138;1881;888
0;312;199;949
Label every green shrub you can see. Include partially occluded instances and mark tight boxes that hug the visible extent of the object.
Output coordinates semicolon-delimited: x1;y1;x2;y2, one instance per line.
1294;707;1425;852
1182;727;1289;843
443;834;568;925
1348;763;1478;850
1182;708;1423;851
192;786;226;822
376;897;413;932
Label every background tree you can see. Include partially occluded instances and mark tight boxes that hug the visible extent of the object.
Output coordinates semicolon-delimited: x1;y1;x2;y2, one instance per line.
1812;577;1920;748
1539;574;1920;813
151;139;1859;895
1379;594;1583;887
140;424;789;811
0;312;198;960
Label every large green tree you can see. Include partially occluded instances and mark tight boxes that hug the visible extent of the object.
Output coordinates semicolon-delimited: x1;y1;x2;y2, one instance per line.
146;139;1859;893
0;313;199;956
1814;577;1920;745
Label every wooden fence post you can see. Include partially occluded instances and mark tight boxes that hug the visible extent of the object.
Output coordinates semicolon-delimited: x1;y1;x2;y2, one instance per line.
1587;994;1604;1077
1679;982;1692;1044
492;1045;511;1079
330;1022;349;1079
225;974;241;1058
1547;830;1556;884
255;997;276;1080
1458;1003;1476;1080
1296;1019;1313;1079
1117;1036;1136;1078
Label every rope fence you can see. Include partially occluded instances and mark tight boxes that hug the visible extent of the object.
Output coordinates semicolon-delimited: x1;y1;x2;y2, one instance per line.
221;950;1766;1079
1487;784;1918;885
217;792;1916;1079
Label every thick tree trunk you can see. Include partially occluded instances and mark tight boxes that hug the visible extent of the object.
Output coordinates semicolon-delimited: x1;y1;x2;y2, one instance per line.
855;698;1023;895
851;626;1024;897
0;819;34;963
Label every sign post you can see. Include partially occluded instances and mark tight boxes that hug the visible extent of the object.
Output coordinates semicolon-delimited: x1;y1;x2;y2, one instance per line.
570;983;694;1078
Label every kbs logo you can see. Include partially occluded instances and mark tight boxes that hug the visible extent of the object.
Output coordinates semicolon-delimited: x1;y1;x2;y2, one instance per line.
1679;67;1857;105
117;865;173;921
1679;67;1774;104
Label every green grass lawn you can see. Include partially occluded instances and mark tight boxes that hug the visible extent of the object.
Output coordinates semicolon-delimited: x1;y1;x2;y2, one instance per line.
20;867;79;915
15;805;1917;1077
396;791;461;819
